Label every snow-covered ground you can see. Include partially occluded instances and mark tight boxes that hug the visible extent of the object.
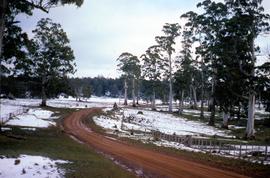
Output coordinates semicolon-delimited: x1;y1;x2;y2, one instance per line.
0;155;69;178
94;107;270;165
94;108;230;137
6;108;56;128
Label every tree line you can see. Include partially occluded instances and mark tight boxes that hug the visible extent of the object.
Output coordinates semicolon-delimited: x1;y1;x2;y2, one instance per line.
0;0;83;106
116;0;270;139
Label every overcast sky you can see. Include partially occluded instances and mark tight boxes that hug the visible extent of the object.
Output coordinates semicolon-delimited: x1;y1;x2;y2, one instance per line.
18;0;270;78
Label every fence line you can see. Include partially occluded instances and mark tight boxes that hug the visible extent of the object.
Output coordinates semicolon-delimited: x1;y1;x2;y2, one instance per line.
152;131;269;164
0;107;28;124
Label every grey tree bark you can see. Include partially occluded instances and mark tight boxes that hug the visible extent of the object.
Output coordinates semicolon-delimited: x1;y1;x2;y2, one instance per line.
168;53;173;112
41;75;47;106
152;90;156;110
209;67;216;126
246;94;255;137
178;90;184;115
222;111;229;129
136;80;139;105
200;65;205;119
246;38;256;139
191;85;197;109
124;79;128;105
132;78;136;107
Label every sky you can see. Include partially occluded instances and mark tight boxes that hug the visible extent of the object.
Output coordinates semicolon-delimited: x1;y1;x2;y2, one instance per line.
18;0;270;78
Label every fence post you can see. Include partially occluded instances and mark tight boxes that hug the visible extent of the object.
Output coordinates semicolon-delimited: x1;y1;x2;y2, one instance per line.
219;141;221;153
239;144;242;158
265;146;268;164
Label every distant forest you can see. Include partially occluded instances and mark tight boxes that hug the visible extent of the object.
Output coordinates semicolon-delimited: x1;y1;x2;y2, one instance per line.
1;76;168;101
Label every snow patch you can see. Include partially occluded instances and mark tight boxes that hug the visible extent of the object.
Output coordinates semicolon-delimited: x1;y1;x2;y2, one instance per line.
0;155;69;178
6;114;55;128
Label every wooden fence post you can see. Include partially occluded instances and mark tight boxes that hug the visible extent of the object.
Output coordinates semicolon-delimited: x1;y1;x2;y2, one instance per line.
265;146;268;164
239;144;242;158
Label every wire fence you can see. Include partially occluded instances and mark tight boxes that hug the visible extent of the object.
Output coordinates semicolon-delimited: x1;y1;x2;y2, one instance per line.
0;107;28;125
152;131;270;164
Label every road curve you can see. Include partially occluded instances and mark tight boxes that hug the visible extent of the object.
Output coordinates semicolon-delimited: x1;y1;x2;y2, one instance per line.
63;108;249;178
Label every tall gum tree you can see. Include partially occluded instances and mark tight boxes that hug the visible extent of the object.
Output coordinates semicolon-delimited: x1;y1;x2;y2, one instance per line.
156;23;181;112
117;52;140;107
28;18;76;106
141;45;163;110
0;0;83;59
225;0;270;138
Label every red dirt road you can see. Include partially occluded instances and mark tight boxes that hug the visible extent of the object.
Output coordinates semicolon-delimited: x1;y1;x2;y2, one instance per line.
63;108;249;178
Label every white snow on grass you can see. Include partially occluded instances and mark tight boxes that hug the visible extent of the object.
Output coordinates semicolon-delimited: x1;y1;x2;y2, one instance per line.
93;115;121;131
0;103;25;123
0;155;69;178
153;140;203;153
6;114;55;128
5;108;56;128
28;108;54;120
122;109;229;137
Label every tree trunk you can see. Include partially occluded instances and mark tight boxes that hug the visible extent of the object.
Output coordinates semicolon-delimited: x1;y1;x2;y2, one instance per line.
246;37;256;139
152;90;156;110
192;85;197;109
124;79;128;105
41;76;47;106
168;53;173;112
0;0;6;57
222;111;229;129
246;94;255;138
209;72;216;126
189;86;192;107
178;90;183;115
237;104;241;120
132;78;136;107
0;0;7;98
258;92;261;110
136;80;140;105
200;65;205;119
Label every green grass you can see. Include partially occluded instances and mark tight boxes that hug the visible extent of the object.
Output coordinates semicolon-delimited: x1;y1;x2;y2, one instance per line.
0;107;135;178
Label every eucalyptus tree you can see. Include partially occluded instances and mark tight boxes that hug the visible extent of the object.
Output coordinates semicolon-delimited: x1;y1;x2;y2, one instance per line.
223;0;270;138
0;0;83;60
23;18;76;106
183;11;211;119
156;23;181;112
194;0;229;125
117;52;140;106
141;45;163;110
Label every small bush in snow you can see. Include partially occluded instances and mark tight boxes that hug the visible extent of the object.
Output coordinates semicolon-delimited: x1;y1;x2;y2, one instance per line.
14;159;20;165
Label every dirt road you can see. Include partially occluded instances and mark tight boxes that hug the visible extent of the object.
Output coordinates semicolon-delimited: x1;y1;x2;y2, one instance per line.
63;108;248;178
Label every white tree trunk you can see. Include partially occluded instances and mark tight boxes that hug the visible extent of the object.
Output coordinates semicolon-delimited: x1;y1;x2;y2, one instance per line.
246;93;255;138
192;85;197;109
209;68;216;126
168;54;173;112
178;91;184;115
222;111;229;129
124;79;128;105
132;78;136;107
246;37;256;138
41;76;47;106
152;90;156;110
